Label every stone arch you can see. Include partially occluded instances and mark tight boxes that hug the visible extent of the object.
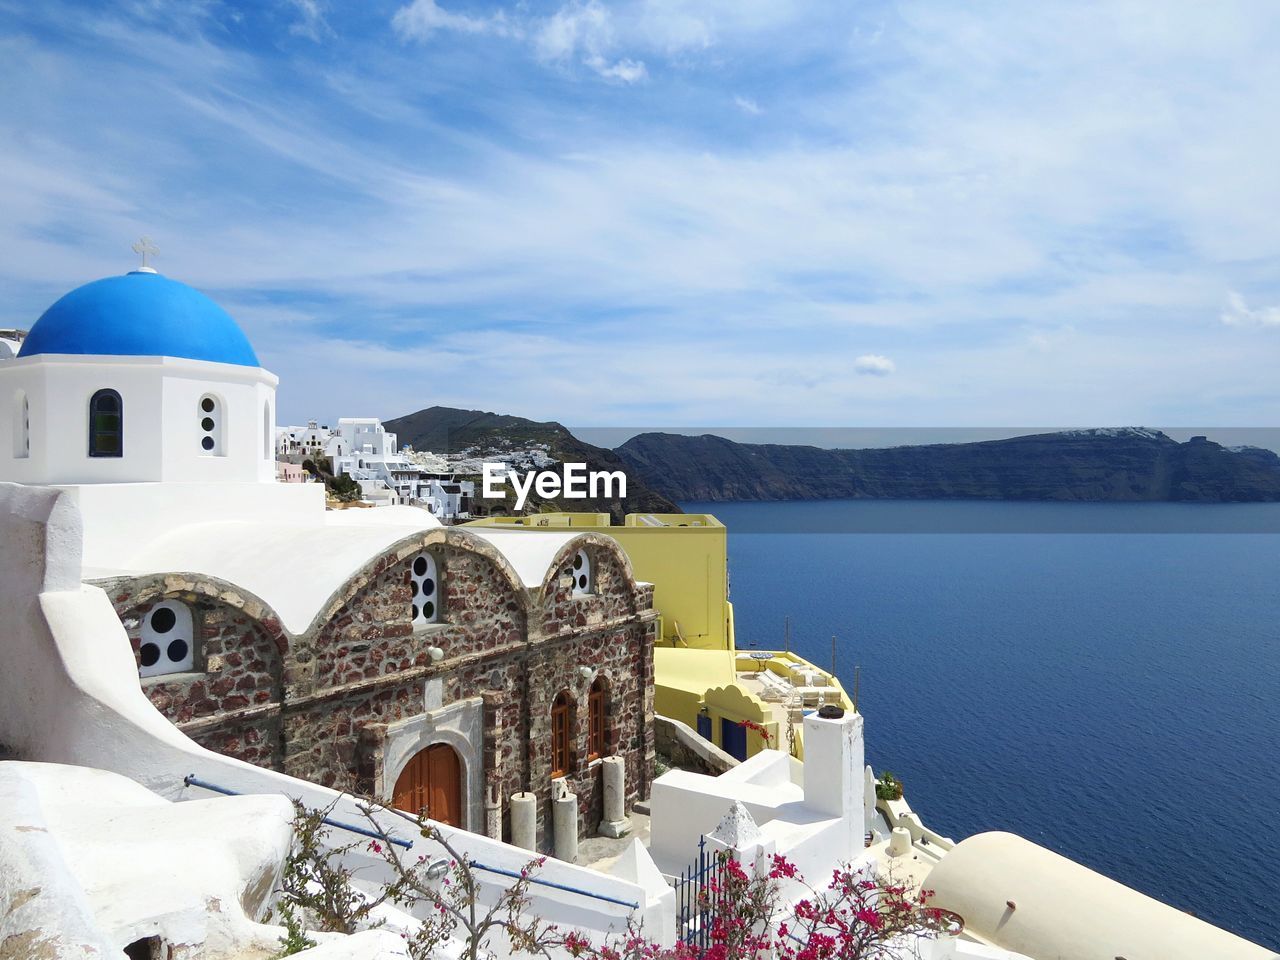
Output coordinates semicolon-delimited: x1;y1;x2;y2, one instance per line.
541;534;637;599
308;527;532;640
538;533;644;624
100;572;290;771
103;572;289;654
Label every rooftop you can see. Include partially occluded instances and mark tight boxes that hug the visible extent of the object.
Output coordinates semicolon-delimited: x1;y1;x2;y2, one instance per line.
19;271;260;368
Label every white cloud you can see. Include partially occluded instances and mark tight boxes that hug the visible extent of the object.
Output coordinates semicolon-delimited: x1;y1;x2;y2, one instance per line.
587;55;648;84
388;0;815;83
287;0;331;42
392;0;645;81
535;0;609;61
853;354;896;376
734;95;761;115
535;0;648;83
1220;291;1280;328
391;0;506;39
8;2;1280;427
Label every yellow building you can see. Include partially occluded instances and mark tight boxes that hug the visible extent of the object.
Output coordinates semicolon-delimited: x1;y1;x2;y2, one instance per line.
467;512;852;760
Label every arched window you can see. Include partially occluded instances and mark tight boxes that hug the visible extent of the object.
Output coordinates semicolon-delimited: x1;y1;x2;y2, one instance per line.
551;691;573;779
88;389;122;458
411;552;440;626
138;601;195;678
13;390;29;459
198;394;224;456
570;548;592;597
588;676;608;761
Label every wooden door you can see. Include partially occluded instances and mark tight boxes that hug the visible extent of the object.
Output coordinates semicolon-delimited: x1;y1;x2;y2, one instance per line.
393;743;462;827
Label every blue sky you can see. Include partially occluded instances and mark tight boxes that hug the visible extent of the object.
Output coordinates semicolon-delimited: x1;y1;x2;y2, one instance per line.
2;0;1279;430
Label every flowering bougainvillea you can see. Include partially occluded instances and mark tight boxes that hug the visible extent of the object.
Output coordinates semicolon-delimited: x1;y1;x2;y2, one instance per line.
279;801;951;960
665;850;948;960
740;719;773;744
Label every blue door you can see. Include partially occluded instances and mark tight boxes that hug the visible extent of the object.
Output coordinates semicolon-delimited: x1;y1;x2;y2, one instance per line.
721;718;748;761
696;713;712;741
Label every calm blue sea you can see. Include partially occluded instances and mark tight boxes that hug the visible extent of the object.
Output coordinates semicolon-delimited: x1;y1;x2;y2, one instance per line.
682;499;1280;952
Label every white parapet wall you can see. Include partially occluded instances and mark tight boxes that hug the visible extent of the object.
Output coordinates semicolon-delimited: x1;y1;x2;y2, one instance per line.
648;707;868;884
0;761;296;959
0;482;670;948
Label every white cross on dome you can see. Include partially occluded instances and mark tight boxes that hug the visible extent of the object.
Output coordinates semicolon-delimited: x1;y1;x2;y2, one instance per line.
131;236;159;273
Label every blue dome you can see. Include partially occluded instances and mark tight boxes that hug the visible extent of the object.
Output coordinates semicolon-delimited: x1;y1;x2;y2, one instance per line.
18;271;260;367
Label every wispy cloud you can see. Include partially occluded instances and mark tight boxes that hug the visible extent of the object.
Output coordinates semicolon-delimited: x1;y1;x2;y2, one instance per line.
287;0;331;42
391;0;512;40
854;354;896;376
532;0;649;83
2;1;1280;428
1220;291;1280;328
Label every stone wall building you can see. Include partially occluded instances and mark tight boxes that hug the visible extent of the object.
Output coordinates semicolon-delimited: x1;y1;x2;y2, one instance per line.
99;528;657;850
0;264;656;854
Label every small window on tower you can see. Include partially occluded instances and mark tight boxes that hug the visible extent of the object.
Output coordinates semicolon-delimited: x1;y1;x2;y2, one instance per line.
410;552;441;626
570;548;592;597
198;394;224;456
88;389;122;458
138;601;195;678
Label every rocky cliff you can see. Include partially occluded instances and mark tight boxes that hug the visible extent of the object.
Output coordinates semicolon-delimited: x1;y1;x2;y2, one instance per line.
614;428;1280;502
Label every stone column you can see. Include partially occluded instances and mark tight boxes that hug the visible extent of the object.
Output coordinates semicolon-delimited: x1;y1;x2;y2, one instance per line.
485;783;502;841
511;792;537;851
598;756;631;838
551;778;578;863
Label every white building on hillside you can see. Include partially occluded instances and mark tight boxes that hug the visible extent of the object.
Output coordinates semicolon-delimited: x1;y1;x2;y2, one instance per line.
423;477;474;519
276;419;333;459
331;417;425;506
329;417;474;517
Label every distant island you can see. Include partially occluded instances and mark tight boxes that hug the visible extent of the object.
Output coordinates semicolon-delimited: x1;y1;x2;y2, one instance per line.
383;412;1280;507
613;428;1280;503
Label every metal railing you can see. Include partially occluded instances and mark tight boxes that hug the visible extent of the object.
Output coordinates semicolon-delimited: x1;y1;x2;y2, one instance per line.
181;774;413;850
467;860;638;910
672;835;727;949
183;775;640;910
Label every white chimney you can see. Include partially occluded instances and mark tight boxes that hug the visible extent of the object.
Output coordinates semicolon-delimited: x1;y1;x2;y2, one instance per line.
802;708;864;854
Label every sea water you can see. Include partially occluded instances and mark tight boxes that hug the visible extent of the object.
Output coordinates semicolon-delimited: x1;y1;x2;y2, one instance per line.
682;499;1280;950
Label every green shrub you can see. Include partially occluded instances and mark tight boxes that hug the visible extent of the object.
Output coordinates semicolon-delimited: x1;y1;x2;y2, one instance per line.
327;474;362;503
875;770;903;802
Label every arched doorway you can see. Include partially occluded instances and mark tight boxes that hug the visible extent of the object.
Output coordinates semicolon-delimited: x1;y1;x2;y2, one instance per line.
393;743;462;827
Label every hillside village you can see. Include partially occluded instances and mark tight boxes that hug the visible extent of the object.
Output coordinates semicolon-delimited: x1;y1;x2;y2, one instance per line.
0;266;1273;960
